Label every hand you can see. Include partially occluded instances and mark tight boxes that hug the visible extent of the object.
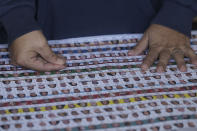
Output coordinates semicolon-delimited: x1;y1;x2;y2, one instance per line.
9;30;66;71
128;24;197;72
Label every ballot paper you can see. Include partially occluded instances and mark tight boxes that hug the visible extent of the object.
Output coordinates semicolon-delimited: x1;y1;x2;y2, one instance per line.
0;32;197;131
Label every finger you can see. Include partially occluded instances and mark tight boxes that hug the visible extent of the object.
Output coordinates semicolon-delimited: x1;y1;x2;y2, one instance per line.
141;47;160;70
128;33;148;56
156;49;171;73
183;47;197;66
172;49;187;72
37;44;66;65
24;56;65;71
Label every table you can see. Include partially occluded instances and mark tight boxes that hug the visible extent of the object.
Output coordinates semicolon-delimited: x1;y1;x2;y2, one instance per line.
0;32;197;131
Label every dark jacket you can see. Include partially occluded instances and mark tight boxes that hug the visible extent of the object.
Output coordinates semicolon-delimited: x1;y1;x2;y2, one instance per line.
0;0;197;43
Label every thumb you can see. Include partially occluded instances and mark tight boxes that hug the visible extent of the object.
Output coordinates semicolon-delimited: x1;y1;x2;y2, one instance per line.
128;33;149;56
37;44;66;65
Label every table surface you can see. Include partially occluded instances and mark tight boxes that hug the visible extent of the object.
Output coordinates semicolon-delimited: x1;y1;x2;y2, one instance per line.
0;32;197;131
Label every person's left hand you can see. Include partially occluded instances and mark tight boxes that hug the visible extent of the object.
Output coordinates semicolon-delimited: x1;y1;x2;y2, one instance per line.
128;24;197;72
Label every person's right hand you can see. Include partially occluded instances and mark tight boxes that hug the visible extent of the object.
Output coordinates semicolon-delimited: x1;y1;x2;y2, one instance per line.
9;30;66;71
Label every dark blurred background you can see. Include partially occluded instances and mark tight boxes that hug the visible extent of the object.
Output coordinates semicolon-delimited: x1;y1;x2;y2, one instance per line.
0;17;197;44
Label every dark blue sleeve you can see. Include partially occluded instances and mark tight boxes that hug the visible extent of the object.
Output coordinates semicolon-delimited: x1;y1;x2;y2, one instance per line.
0;0;40;43
152;0;197;37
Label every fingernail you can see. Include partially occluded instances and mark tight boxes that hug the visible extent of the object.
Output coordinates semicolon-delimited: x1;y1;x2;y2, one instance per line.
56;58;66;65
157;67;164;73
141;64;148;71
192;61;197;66
128;51;135;56
180;66;187;72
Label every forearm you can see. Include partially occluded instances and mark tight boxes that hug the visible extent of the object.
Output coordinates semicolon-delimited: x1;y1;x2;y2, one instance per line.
152;0;197;37
173;0;197;13
0;0;40;43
